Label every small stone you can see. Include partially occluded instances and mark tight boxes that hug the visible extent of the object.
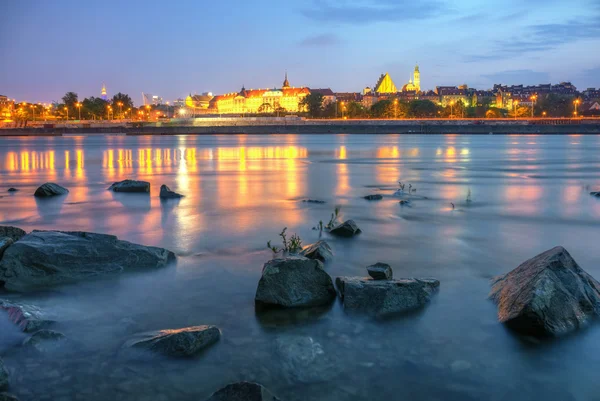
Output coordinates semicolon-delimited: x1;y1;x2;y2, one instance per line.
299;240;333;262
450;360;472;373
0;238;13;259
124;325;220;357
303;199;326;204
366;262;393;280
7;188;18;192
205;382;281;401
108;179;150;193
364;194;383;201
159;185;184;199
399;200;411;205
590;191;600;197
329;220;362;238
34;183;68;197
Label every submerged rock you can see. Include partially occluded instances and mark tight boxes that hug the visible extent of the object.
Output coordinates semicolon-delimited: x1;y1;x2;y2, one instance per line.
255;256;336;308
590;191;600;197
6;188;18;193
275;335;338;384
159;184;184;199
329;220;362;238
108;179;150;193
336;276;440;317
0;238;13;259
0;359;7;391
33;182;68;197
0;393;19;401
125;325;220;357
366;262;393;280
0;230;175;291
299;240;333;262
399;200;411;206
22;330;67;353
364;194;383;201
489;246;600;336
205;382;281;401
302;199;326;204
0;226;26;242
0;300;54;332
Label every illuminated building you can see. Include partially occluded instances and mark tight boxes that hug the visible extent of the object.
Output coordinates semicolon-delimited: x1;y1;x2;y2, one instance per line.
209;73;309;114
0;95;14;119
374;73;397;94
101;84;108;101
185;93;213;110
309;88;336;104
401;65;421;93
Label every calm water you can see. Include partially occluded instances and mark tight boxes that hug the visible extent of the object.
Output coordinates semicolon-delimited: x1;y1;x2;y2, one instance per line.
1;134;600;401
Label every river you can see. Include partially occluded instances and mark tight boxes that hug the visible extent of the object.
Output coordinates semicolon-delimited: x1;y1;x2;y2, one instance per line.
1;134;599;401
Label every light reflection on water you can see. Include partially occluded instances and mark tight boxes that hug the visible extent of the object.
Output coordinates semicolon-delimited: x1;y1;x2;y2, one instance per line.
1;134;600;401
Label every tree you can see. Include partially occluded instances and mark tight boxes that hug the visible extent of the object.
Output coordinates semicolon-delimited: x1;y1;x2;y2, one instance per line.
485;108;505;118
345;101;370;119
408;100;438;118
535;94;575;117
82;97;109;120
62;92;78;120
258;103;273;113
111;93;134;117
370;100;394;118
300;93;324;118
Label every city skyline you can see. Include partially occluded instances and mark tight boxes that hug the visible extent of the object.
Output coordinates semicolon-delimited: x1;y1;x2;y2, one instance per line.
2;0;600;103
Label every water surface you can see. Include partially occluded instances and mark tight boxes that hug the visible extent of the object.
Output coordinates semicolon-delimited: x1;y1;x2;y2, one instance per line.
1;134;600;401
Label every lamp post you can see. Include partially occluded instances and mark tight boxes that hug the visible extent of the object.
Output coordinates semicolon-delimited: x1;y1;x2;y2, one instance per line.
340;101;345;119
145;105;151;121
542;111;547;117
30;104;35;121
394;99;398;119
530;94;537;118
64;107;69;122
513;100;519;120
450;101;454;118
118;102;123;119
573;99;580;118
76;102;82;120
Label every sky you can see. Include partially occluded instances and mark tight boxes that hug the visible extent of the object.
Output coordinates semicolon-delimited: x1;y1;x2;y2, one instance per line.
1;0;600;104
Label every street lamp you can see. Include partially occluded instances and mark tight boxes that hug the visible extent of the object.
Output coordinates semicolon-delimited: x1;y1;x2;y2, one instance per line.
542;111;547;117
179;108;186;116
340;101;345;119
30;104;35;121
573;99;580;118
513;100;519;120
64;106;69;121
530;94;537;118
117;102;123;119
450;101;454;118
394;98;398;119
76;102;82;120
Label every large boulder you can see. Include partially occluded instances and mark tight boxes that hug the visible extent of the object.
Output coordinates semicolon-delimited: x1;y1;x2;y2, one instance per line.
108;179;150;193
590;191;600;197
0;230;175;291
124;325;220;357
0;300;54;332
336;276;440;317
159;184;184;199
329;220;361;238
489;246;600;336
299;240;333;262
0;238;13;260
0;227;26;242
205;382;281;401
255;257;336;308
33;182;68;197
0;359;7;391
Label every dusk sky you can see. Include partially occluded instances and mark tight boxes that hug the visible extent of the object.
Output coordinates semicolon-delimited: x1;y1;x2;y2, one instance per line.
2;0;599;104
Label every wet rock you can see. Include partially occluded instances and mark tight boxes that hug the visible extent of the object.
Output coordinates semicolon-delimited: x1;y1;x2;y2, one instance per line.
399;200;411;206
275;335;338;384
0;300;54;332
302;199;326;204
255;256;336;308
0;230;176;291
159;184;184;199
329;220;362;238
336;276;440;317
7;188;18;193
124;325;220;357
364;194;383;201
0;227;26;242
0;393;19;401
205;382;281;401
0;238;13;259
33;182;68;197
590;191;600;197
0;359;7;391
299;240;333;262
22;330;67;353
108;179;150;193
489;246;600;336
366;262;392;280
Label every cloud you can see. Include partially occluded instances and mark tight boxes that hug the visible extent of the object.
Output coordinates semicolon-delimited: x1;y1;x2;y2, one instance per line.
480;69;551;85
298;33;341;47
301;0;447;24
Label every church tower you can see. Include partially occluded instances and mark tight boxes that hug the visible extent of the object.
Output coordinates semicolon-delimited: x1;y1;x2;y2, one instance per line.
413;65;420;92
101;83;108;101
282;72;290;89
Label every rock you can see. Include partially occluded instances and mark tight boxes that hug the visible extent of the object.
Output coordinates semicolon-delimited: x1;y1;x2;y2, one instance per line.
0;300;54;332
0;227;26;242
336;276;440;317
0;393;19;401
255;256;336;308
489;246;600;336
399;200;411;206
363;194;383;201
33;182;68;197
124;325;220;357
299;240;333;262
329;220;362;238
275;335;338;384
6;188;18;193
0;238;13;260
0;359;7;391
22;330;67;353
205;382;281;401
159;184;184;199
302;199;326;204
590;192;600;197
0;230;176;291
108;179;150;193
366;262;393;280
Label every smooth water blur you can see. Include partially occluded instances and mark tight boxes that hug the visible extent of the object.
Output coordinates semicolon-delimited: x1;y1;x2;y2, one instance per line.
1;134;600;401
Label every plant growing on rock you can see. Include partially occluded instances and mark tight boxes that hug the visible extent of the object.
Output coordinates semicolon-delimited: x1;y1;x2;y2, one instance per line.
267;227;303;254
325;206;341;230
